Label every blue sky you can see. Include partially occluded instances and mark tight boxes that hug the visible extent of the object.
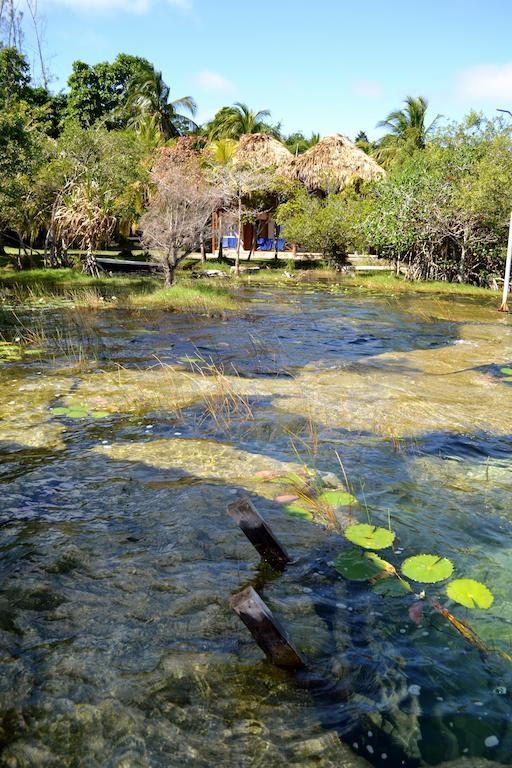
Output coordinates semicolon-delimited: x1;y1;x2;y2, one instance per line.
22;0;512;139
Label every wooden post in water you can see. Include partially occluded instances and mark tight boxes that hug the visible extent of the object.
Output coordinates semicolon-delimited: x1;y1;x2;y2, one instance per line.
227;497;290;571
499;211;512;312
231;586;306;669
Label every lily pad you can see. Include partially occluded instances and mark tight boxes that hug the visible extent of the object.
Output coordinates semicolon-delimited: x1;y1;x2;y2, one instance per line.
446;579;494;609
65;408;89;418
51;405;89;419
344;523;395;550
401;554;454;584
500;367;512;375
91;410;110;419
334;548;392;581
284;502;314;521
318;489;357;507
373;576;412;596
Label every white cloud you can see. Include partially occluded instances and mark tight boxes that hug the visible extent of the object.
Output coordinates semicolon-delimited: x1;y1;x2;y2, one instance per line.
195;69;234;93
456;62;512;102
351;79;384;100
41;0;190;14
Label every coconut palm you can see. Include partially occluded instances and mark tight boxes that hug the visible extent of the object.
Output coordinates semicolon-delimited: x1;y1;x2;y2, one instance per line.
207;102;274;140
205;137;238;166
373;96;441;169
126;66;197;139
285;132;320;156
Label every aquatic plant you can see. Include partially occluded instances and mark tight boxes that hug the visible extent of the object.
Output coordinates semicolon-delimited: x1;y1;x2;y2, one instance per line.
330;516;505;661
401;554;453;583
344;523;395;550
334;548;393;581
0;340;43;362
446;579;494;609
51;405;110;419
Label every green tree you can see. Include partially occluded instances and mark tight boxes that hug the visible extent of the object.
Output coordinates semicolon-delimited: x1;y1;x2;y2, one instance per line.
363;115;512;284
65;53;152;128
40;123;150;271
0;46;30;106
276;186;369;268
207;103;275;140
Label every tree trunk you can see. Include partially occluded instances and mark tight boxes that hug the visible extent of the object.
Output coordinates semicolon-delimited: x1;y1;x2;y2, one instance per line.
235;197;242;276
200;232;206;263
60;238;70;267
247;222;260;262
83;241;100;277
163;250;176;287
458;231;468;284
274;224;281;260
217;212;224;261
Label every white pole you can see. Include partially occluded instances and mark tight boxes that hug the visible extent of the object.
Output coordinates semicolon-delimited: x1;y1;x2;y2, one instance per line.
499;212;512;312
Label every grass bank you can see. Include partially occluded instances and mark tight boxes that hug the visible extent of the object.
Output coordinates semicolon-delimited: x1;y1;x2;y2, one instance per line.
336;272;497;297
0;267;240;315
234;266;498;298
0;263;499;312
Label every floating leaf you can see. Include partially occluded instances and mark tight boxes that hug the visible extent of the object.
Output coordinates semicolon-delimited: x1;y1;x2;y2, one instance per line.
344;523;395;550
51;405;88;419
500;367;512;375
334;548;392;581
178;356;204;364
51;407;69;416
91;410;110;419
284;502;314;521
318;490;357;507
373;575;412;596
401;554;454;584
446;579;494;609
66;408;89;418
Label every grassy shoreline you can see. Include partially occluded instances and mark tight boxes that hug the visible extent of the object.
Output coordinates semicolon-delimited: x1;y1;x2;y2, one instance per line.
0;263;501;313
0;268;240;314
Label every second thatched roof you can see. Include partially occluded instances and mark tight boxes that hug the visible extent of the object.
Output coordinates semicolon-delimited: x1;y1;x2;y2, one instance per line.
235;133;293;173
290;134;384;193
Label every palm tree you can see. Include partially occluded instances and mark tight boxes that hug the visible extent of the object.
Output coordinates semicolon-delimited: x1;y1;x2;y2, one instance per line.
126;66;197;139
208;102;274;140
206;138;238;165
374;96;441;166
285;132;320;155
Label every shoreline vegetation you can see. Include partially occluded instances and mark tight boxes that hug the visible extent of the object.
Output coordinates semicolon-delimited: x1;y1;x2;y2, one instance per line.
2;45;512;292
0;257;499;315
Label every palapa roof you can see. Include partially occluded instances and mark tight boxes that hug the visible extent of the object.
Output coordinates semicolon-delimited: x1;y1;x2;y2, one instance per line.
290;134;384;193
234;133;293;173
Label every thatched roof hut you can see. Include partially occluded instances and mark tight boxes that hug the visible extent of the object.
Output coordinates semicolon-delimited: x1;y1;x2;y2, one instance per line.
234;133;293;173
290;134;384;193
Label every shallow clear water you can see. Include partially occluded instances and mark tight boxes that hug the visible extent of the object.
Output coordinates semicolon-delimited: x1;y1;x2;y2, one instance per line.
1;284;512;767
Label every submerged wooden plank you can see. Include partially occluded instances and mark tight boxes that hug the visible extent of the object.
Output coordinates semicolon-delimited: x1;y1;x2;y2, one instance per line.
231;586;305;670
227;497;290;571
